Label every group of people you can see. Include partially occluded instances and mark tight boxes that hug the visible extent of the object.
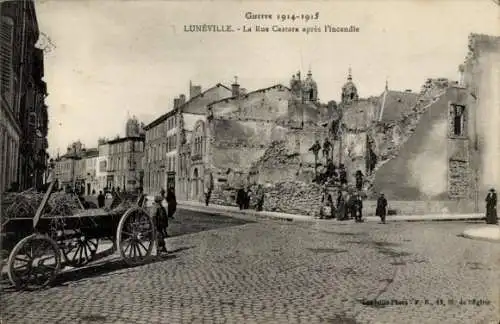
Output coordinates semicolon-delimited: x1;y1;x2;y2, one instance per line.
320;189;388;224
236;185;265;211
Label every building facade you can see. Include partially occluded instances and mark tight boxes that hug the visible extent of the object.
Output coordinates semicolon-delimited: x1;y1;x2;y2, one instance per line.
143;106;179;196
105;136;145;192
97;142;110;193
143;83;232;198
175;83;233;200
76;149;99;195
0;0;48;194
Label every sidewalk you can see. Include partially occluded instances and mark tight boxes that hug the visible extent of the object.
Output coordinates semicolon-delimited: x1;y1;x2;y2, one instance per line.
461;225;500;243
177;200;485;223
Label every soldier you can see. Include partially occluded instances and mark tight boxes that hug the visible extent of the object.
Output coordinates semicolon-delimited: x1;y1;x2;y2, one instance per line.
485;188;498;224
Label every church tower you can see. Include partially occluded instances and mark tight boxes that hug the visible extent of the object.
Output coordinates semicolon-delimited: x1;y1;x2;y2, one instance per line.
290;71;302;97
341;67;359;105
301;69;318;103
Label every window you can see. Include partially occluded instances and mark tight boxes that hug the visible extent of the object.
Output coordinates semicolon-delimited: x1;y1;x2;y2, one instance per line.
0;17;14;112
452;105;465;136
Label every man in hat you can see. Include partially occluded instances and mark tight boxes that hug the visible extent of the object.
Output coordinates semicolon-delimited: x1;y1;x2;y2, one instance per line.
485;188;498;224
153;195;169;254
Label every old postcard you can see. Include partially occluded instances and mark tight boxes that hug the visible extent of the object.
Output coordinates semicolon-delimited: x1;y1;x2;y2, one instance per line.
0;0;499;323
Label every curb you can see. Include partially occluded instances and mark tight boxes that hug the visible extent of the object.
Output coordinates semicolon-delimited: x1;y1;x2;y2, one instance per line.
178;204;485;223
459;227;500;243
459;233;500;243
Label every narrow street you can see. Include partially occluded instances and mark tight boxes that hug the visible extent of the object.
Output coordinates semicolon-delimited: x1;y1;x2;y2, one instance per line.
1;209;499;324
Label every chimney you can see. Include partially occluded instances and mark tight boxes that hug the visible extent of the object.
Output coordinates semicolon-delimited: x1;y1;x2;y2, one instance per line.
190;84;202;99
232;76;240;97
240;88;247;95
173;98;180;109
179;94;186;105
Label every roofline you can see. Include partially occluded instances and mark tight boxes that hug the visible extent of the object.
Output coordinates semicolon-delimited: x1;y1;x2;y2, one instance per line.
208;84;290;106
179;83;231;110
144;83;231;130
106;135;145;144
144;108;178;130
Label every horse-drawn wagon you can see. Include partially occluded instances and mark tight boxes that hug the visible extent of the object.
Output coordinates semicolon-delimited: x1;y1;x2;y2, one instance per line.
1;180;157;290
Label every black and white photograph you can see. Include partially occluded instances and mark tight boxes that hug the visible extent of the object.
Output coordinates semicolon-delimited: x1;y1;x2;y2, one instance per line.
0;0;499;323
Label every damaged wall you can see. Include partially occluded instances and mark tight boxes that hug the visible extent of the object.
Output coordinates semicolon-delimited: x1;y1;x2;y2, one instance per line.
372;87;458;200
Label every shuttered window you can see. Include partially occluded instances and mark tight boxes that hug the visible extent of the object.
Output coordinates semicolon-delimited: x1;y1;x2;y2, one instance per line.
0;17;14;112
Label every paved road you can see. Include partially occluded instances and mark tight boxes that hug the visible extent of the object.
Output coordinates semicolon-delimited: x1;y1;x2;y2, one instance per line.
1;209;499;324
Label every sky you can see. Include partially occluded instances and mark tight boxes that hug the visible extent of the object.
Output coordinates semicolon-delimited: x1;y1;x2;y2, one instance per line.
35;0;500;157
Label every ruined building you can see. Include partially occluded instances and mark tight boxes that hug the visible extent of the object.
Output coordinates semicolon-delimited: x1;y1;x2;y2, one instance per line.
368;34;500;213
170;71;335;202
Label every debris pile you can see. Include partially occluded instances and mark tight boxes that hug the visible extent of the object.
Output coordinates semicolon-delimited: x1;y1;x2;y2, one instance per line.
261;181;323;216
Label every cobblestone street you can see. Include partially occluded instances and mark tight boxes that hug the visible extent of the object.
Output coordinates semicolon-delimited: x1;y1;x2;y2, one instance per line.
1;210;499;324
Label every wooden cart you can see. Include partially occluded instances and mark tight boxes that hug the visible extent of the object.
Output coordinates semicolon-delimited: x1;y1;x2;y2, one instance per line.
1;180;157;290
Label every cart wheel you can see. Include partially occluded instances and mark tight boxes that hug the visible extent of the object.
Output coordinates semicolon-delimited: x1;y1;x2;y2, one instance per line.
7;234;61;290
116;207;156;266
62;230;99;268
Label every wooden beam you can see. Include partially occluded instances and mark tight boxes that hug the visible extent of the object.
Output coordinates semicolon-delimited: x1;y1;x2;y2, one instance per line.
33;180;56;229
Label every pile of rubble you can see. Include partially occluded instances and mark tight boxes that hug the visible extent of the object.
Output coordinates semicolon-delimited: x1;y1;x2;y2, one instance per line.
252;141;300;170
262;181;323;216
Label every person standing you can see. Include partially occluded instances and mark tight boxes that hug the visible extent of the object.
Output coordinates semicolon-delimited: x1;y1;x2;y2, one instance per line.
337;191;347;220
153;196;169;254
355;170;364;191
236;188;245;210
376;193;388;224
339;164;348;187
97;190;106;208
354;194;363;222
485;188;498;224
204;173;214;206
166;187;177;219
256;185;265;212
347;192;357;220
